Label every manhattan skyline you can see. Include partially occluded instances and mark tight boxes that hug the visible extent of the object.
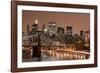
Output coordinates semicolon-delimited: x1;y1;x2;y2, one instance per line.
22;10;90;34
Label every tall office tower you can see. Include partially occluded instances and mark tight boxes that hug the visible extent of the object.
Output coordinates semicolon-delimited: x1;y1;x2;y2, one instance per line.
80;30;85;39
42;24;45;31
57;27;65;34
31;19;41;58
85;31;90;42
27;24;29;35
84;31;90;50
66;26;73;35
48;22;57;37
57;27;65;43
22;32;25;37
42;24;48;34
66;26;73;44
32;18;38;33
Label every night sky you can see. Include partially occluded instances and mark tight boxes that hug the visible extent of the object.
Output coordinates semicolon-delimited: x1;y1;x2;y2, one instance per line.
22;10;90;35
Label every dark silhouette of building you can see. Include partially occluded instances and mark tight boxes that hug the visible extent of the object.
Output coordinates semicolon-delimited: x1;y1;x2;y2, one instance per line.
27;24;29;35
65;26;73;45
22;32;25;37
48;22;57;37
42;24;45;31
80;31;85;43
57;27;64;34
80;30;85;50
80;31;84;38
32;19;38;34
84;31;90;50
66;26;73;35
42;24;48;34
85;31;90;42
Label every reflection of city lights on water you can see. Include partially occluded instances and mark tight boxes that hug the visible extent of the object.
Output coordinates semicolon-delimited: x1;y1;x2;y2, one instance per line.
30;49;33;56
22;46;89;60
83;55;85;59
63;53;67;57
56;53;60;57
41;48;89;60
34;45;90;61
80;55;83;59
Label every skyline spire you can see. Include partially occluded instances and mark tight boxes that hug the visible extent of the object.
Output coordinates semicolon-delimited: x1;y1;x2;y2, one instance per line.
34;18;38;24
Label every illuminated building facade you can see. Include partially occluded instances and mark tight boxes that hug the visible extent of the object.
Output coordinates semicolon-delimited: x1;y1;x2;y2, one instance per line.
32;19;38;34
57;27;65;34
47;22;57;37
67;26;73;36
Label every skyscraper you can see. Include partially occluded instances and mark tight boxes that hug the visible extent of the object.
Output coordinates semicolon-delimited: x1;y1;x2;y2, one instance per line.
66;26;73;35
57;27;64;34
32;19;38;33
84;31;90;50
80;30;85;40
66;26;73;44
85;31;90;42
48;22;57;37
27;24;29;35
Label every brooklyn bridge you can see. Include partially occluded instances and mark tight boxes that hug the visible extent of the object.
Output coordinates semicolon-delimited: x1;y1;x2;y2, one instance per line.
22;46;90;62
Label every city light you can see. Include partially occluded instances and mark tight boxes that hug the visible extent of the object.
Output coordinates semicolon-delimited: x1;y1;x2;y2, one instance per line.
22;19;90;62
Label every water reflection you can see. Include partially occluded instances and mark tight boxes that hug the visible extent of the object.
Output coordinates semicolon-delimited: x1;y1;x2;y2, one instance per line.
22;46;90;62
41;49;88;61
